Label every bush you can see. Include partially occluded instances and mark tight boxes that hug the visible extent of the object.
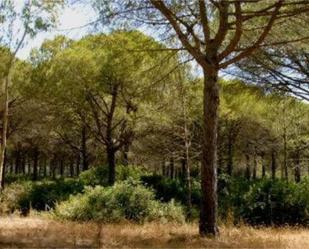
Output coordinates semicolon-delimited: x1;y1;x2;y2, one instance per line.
241;178;309;225
0;179;84;215
79;165;145;186
55;179;185;223
28;179;84;211
0;182;32;215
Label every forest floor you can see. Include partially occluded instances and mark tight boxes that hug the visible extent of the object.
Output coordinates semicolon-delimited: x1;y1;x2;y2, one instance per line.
0;216;309;248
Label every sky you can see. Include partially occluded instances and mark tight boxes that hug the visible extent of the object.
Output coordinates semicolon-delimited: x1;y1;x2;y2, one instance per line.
17;2;97;59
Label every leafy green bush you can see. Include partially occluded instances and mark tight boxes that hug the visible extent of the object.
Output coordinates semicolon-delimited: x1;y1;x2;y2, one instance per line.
79;166;109;186
55;179;185;223
0;179;84;214
241;178;309;225
28;179;84;210
0;182;32;215
79;165;145;186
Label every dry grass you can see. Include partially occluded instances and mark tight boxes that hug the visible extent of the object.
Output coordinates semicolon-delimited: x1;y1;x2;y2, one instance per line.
0;216;309;248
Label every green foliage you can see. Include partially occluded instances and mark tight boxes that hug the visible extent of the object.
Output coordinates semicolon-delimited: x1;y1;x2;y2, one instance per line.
79;165;145;186
241;178;309;225
141;174;200;207
55;179;185;223
0;182;32;215
79;166;109;186
27;179;84;211
0;179;84;214
142;173;309;225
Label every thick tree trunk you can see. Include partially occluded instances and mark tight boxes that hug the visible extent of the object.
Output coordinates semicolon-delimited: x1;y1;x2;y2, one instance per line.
199;69;219;236
107;147;116;185
271;151;276;180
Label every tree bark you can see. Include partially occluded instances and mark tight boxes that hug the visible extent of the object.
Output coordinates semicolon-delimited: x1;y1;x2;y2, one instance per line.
107;147;116;185
0;76;9;190
169;156;174;179
21;153;26;175
15;148;21;174
226;135;233;176
261;154;266;178
245;154;251;180
76;153;80;176
81;125;88;171
69;158;74;177
122;141;130;166
199;69;219;236
253;153;257;180
32;148;39;181
271;151;276;180
294;150;301;183
59;159;64;177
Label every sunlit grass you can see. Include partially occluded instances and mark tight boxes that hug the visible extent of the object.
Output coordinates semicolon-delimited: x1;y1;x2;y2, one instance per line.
0;216;309;248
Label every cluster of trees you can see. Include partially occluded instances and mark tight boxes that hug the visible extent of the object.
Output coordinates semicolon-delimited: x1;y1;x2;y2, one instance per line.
0;0;308;237
1;30;308;188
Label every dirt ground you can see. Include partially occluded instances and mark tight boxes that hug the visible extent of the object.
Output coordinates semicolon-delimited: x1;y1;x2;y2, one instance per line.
0;216;309;248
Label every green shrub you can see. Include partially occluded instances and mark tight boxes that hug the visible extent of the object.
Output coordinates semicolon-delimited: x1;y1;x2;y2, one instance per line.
79;166;109;186
0;179;84;214
28;179;84;211
241;178;309;225
79;165;145;187
55;179;185;223
0;182;32;215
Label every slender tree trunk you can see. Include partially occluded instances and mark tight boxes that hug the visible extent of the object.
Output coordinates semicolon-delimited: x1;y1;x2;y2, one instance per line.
81;125;88;171
227;136;233;176
185;146;192;216
294;150;301;183
107;147;116;185
283;132;288;180
170;156;174;179
59;159;64;177
162;160;166;176
21;153;26;175
199;69;219;236
261;154;266;178
32;148;39;181
15;149;21;174
271;151;276;180
122;141;130;166
70;160;74;177
0;76;9;190
76;153;80;176
43;157;47;177
253;153;257;180
245;154;251;180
